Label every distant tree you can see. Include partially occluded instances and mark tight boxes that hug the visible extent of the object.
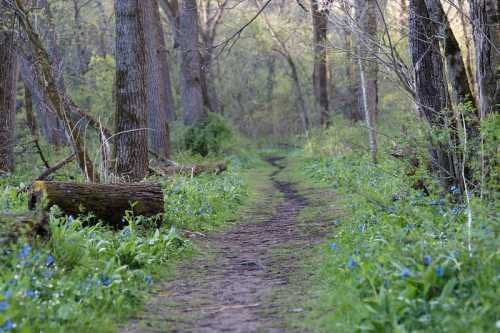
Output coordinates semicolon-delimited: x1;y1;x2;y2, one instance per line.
311;0;330;127
178;0;206;125
114;0;149;181
469;0;499;117
355;0;379;163
142;0;174;159
0;16;18;172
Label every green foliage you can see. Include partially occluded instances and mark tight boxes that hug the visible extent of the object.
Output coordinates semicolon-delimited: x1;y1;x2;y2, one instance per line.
0;165;249;332
294;134;499;332
182;113;233;157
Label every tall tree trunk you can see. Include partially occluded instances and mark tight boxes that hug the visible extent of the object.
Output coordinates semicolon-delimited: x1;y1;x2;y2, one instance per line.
72;0;90;83
457;0;475;96
425;0;475;107
286;54;311;132
0;28;18;172
15;0;99;182
114;0;149;181
179;0;206;125
24;82;37;136
469;0;500;117
356;0;379;162
311;0;330;127
142;0;173;159
95;0;113;56
409;0;459;187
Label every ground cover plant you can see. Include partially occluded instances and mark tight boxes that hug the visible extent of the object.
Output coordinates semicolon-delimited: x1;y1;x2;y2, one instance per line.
291;118;499;332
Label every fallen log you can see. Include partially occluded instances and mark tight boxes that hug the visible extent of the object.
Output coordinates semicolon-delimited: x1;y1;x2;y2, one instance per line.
29;181;164;227
156;161;228;177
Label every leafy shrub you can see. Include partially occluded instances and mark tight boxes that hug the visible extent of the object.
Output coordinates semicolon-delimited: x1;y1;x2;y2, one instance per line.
183;113;232;156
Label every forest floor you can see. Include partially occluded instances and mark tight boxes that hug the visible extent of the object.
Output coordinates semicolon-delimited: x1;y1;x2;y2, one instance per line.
122;156;338;332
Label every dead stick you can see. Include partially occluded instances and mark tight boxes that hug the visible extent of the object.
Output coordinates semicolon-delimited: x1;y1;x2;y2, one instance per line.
34;139;50;168
36;154;76;180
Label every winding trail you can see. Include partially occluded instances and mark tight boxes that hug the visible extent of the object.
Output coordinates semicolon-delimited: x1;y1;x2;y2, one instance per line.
123;157;331;332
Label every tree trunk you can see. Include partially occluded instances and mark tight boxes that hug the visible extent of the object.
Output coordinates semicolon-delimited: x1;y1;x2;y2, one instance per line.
179;0;206;125
456;0;476;97
356;0;379;162
114;0;149;181
95;0;113;56
286;54;311;132
72;0;90;83
0;28;18;172
15;0;99;182
469;0;500;117
142;0;173;159
424;0;475;107
311;0;330;127
409;0;459;187
29;181;164;227
24;82;37;136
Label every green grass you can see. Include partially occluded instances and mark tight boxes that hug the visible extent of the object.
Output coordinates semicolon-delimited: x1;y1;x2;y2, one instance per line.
282;147;499;332
0;151;268;332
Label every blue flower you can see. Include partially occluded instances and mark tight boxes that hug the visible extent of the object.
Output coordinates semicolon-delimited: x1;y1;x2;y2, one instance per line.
1;319;16;331
144;275;153;285
358;224;366;233
122;227;131;237
449;185;460;194
89;231;96;239
4;289;13;299
347;256;357;269
17;245;32;259
102;278;112;287
46;255;55;267
331;220;341;226
400;268;411;278
0;301;8;312
435;266;444;277
67;215;74;224
330;243;337;251
25;290;36;298
423;255;432;266
8;280;16;286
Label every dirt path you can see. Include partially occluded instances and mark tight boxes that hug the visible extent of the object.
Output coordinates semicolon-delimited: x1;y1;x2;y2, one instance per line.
123;157;330;333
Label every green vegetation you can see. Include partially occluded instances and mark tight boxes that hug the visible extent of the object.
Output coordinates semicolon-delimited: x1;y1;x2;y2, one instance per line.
0;159;254;332
285;116;499;332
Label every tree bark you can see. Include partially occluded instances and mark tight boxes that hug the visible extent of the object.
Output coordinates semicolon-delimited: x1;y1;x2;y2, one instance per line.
469;0;500;117
24;82;37;136
142;0;173;159
409;0;459;187
311;0;330;127
355;0;379;162
0;27;18;172
179;0;206;125
114;0;149;181
456;0;475;96
424;0;476;107
29;181;164;227
15;0;99;182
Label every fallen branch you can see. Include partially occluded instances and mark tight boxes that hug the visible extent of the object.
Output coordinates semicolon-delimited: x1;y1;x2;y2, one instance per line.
36;154;76;180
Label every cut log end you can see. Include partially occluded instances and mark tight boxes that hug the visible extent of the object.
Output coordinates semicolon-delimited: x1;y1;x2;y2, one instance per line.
29;181;164;227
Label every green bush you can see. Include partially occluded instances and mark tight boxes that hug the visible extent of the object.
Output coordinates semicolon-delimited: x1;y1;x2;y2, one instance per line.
183;113;232;156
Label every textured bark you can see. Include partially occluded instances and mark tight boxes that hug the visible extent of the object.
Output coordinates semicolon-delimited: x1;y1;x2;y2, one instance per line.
29;181;164;227
72;0;91;81
425;0;475;106
457;0;475;96
15;0;99;182
114;0;149;181
311;0;330;127
179;0;206;125
343;24;362;121
95;0;113;56
142;0;173;158
409;0;459;186
470;0;500;117
24;82;37;136
356;0;379;162
0;28;18;172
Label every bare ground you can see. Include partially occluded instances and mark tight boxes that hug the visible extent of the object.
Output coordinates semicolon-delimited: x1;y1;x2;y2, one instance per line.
122;157;333;333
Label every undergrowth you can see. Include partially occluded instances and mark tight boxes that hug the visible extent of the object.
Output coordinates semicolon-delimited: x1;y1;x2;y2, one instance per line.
0;162;250;332
293;118;499;332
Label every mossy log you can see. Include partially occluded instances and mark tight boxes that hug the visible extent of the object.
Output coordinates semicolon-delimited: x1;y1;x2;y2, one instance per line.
156;161;228;177
29;181;164;226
